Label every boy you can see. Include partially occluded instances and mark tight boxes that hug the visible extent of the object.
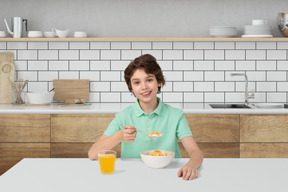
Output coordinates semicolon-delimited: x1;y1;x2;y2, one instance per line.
88;54;203;180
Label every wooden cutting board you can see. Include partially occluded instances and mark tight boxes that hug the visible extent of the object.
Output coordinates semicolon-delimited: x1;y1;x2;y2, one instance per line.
0;52;15;103
53;79;89;102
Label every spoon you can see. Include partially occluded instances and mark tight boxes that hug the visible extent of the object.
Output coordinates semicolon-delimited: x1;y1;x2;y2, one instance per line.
120;125;163;139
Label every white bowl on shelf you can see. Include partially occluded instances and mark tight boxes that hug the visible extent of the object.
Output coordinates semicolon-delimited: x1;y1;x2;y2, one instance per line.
26;92;54;104
209;26;238;37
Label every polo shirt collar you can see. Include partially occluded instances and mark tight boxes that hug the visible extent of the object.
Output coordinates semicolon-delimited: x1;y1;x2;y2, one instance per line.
134;97;162;117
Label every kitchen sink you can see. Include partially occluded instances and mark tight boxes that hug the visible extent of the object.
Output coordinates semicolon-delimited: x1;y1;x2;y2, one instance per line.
210;104;251;109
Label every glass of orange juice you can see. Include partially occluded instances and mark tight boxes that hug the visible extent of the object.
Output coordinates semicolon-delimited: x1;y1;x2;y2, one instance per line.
98;150;116;174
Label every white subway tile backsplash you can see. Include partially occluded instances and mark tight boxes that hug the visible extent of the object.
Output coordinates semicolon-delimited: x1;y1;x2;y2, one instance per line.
49;42;68;49
111;42;131;49
215;42;234;49
38;50;58;60
236;42;255;49
205;71;224;81
70;61;89;70
90;61;110;70
2;39;288;104
246;50;266;60
90;82;110;92
205;50;224;60
70;42;89;49
173;61;193;70
101;93;121;102
267;50;286;60
90;42;110;49
256;42;276;49
14;61;27;70
267;92;286;102
163;50;183;60
59;71;79;79
173;82;193;91
236;61;256;70
122;50;141;60
184;71;203;81
59;50;79;60
256;61;276;70
80;50;100;60
28;61;48;70
184;93;203;102
49;61;68;70
38;71;58;81
163;92;183;102
194;82;214;91
173;42;193;49
101;71;121;81
101;50;120;60
132;42;151;49
18;50;37;60
257;82;276;92
152;42;172;49
215;61;234;70
194;61;214;70
28;42;48;49
184;50;203;60
111;82;127;92
7;42;27;49
205;93;224;102
194;42;213;49
80;71;99;81
18;71;37;81
225;50;245;60
267;71;286;81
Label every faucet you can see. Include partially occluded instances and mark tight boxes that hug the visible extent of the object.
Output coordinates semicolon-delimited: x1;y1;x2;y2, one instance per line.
231;73;254;105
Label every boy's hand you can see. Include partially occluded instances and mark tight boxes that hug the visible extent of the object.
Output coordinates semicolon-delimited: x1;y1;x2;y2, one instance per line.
177;161;198;180
121;125;137;143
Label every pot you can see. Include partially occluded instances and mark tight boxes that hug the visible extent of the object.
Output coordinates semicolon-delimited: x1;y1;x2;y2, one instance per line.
26;92;54;104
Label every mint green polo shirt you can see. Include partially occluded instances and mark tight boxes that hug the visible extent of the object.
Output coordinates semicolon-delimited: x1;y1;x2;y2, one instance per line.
103;97;192;158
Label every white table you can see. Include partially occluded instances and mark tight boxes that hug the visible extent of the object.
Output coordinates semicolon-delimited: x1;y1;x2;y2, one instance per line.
0;158;287;192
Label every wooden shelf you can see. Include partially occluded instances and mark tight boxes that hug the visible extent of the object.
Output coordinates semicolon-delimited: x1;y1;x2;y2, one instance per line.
1;37;288;41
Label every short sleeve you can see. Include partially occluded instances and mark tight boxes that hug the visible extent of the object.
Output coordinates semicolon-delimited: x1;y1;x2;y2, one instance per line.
103;114;122;137
175;111;193;140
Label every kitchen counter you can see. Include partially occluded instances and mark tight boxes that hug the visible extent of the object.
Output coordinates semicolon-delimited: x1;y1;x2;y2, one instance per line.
0;103;288;114
0;158;287;192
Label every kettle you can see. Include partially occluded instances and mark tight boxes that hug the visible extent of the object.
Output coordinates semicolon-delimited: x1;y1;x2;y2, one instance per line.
4;17;28;38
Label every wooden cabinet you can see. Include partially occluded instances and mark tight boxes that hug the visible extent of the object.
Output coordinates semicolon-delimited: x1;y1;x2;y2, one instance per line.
0;114;50;175
240;115;288;158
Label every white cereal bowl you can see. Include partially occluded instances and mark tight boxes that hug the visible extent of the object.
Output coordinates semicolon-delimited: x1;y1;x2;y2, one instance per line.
26;92;54;104
140;150;174;169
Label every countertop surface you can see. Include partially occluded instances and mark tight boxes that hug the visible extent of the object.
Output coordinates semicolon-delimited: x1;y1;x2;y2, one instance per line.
1;103;288;114
0;158;287;192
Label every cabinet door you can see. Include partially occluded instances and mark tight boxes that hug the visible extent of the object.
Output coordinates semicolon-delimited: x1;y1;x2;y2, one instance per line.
240;143;288;158
185;114;239;142
51;114;115;142
0;114;50;142
0;143;50;175
240;115;288;142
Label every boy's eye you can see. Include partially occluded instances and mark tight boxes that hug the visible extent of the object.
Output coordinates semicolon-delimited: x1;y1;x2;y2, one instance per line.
133;81;139;85
147;79;153;82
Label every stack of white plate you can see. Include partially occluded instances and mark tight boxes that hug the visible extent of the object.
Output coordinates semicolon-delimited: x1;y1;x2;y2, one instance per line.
209;26;238;38
242;22;273;37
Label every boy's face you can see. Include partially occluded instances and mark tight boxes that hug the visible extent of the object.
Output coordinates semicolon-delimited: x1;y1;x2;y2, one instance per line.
130;68;161;105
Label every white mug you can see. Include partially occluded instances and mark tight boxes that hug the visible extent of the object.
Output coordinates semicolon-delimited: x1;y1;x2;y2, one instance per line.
52;28;70;38
0;31;6;37
252;20;267;25
74;31;87;38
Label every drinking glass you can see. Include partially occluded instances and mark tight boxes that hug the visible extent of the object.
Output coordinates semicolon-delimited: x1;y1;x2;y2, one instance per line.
98;150;116;174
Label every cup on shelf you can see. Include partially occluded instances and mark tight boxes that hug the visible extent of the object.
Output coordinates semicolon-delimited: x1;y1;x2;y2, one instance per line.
74;31;87;38
52;28;70;38
0;31;6;37
252;20;268;25
28;31;43;38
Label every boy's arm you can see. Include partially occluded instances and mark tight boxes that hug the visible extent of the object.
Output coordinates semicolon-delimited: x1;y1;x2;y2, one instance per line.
88;130;123;160
181;136;204;168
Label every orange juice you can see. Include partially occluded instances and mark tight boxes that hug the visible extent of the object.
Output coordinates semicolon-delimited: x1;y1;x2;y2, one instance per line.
98;151;116;174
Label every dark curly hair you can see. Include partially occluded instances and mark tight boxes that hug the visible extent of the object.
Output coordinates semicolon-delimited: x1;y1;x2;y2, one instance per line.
124;54;165;94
